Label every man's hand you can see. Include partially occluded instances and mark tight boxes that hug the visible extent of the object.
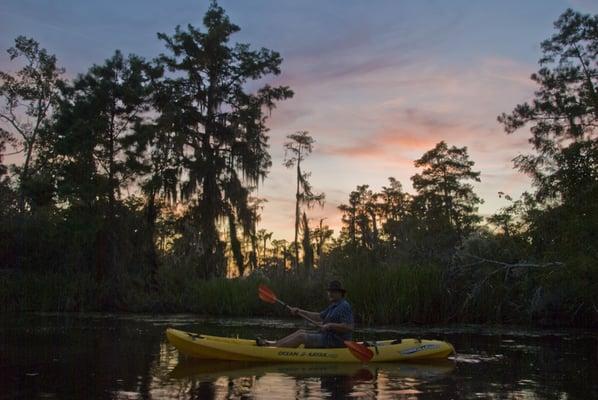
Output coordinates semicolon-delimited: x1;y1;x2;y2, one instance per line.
288;307;300;316
320;323;333;331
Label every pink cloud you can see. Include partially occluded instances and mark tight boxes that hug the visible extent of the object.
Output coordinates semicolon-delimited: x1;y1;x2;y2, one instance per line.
319;140;385;158
376;130;440;150
253;20;543;242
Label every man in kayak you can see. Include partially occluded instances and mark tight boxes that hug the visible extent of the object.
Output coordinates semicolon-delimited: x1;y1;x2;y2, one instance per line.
257;280;354;348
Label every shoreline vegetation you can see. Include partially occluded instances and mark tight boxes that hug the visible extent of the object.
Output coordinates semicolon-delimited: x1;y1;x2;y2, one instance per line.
1;251;595;327
0;4;596;328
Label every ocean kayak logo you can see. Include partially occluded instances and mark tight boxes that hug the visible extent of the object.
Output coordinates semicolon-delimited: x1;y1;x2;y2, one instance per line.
277;350;338;359
400;344;440;355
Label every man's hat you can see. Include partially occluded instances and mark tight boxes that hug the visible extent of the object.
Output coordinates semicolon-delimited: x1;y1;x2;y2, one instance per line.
326;280;346;293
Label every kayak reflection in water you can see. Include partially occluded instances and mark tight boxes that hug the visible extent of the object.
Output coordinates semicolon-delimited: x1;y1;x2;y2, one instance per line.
256;280;354;348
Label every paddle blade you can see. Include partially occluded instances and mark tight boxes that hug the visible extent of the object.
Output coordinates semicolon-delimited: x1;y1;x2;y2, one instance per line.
258;284;278;304
345;341;374;362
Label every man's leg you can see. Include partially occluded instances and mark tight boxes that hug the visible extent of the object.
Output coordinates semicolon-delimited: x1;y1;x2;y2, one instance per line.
274;329;308;348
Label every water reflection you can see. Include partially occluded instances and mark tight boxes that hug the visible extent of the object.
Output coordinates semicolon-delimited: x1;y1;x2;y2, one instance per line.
1;314;597;399
157;358;455;399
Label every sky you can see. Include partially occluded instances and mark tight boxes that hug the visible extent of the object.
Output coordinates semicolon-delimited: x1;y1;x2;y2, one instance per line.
1;0;597;240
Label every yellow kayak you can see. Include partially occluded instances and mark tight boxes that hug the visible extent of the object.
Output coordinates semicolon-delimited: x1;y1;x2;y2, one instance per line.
166;328;455;363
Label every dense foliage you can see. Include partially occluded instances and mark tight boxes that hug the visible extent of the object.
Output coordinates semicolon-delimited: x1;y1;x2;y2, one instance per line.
0;5;596;326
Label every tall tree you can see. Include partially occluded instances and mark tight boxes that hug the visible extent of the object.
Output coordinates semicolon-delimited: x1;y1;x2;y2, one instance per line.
0;129;15;216
338;185;379;249
131;109;182;292
411;141;482;246
0;36;64;213
487;192;523;238
379;177;411;246
338;189;358;247
246;196;267;274
498;9;598;258
283;131;324;269
301;212;314;271
498;9;597;203
313;218;334;261
270;238;290;270
51;51;159;282
256;228;273;265
156;2;292;278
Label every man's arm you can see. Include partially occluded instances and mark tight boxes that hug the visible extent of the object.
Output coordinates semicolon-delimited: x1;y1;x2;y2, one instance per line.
321;322;354;333
289;307;322;323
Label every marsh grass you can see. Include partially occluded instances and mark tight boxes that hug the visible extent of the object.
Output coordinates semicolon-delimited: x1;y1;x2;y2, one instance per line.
1;256;595;327
0;261;447;322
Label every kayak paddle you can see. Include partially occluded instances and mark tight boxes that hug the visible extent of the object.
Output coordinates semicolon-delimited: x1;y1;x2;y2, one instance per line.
258;284;374;362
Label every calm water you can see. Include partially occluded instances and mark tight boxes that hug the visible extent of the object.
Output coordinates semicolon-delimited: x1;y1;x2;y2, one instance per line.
1;313;597;399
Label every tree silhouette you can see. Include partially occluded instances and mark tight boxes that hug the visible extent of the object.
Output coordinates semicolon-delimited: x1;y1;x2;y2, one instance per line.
0;36;64;213
339;185;378;249
283;131;324;270
498;8;598;259
380;177;411;246
411;141;482;242
131;86;183;291
256;228;273;265
0;129;14;217
50;51;158;285
313;218;334;262
156;1;293;278
270;238;290;270
301;212;314;271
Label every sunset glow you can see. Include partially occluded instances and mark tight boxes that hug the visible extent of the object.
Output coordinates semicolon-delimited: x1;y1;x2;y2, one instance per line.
2;0;597;240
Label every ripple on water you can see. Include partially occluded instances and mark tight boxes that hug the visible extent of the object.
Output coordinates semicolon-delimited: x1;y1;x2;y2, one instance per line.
452;353;505;363
500;343;542;353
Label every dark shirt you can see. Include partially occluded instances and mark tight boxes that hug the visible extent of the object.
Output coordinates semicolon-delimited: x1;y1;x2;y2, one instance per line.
319;299;354;347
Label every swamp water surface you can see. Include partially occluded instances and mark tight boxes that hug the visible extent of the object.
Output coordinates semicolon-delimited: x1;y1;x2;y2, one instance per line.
1;314;597;399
